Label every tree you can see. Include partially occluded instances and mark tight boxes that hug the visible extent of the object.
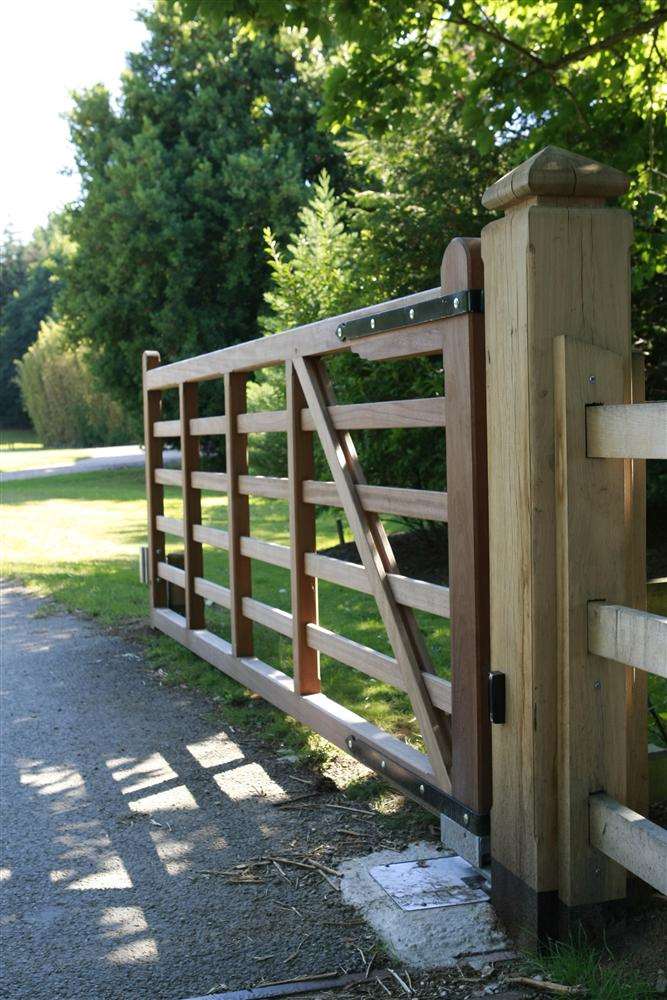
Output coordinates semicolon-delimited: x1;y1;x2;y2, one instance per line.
15;320;132;447
182;0;667;398
251;167;461;501
59;3;344;427
0;224;61;428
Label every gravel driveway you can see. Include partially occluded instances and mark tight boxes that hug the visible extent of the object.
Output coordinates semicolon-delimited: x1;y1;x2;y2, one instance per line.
0;583;388;1000
2;446;180;482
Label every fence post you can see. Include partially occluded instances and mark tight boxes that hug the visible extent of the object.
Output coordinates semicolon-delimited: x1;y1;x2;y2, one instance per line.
481;146;632;941
142;351;167;611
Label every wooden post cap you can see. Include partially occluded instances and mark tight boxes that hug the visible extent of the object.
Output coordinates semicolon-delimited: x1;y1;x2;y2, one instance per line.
482;145;628;211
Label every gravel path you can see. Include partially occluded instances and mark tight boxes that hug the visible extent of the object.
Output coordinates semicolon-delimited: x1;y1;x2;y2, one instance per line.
2;446;180;482
0;583;381;1000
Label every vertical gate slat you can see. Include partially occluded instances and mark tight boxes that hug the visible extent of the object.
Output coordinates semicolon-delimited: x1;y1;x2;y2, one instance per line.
225;371;253;655
286;360;320;694
142;350;167;610
179;381;205;629
441;237;491;815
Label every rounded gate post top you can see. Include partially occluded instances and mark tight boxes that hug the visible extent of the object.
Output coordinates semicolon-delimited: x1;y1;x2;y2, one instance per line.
482;145;629;212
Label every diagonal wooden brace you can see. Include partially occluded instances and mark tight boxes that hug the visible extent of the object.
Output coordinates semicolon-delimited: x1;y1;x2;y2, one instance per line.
294;355;452;789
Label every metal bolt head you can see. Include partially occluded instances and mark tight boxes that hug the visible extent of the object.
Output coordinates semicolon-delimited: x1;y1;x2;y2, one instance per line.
453;296;460;309
463;812;469;826
336;325;343;339
409;308;415;320
346;738;353;749
594;679;602;690
594;865;601;876
419;784;425;796
589;374;597;384
370;317;375;329
380;759;386;769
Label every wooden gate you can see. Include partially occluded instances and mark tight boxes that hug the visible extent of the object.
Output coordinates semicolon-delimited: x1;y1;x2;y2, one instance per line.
142;236;490;864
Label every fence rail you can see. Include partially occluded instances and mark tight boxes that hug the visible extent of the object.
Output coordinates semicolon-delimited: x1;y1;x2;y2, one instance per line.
586;400;667;459
556;342;667;902
589;794;667;896
588;602;667;678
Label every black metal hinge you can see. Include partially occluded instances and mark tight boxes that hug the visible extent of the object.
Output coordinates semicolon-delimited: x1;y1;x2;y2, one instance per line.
336;288;484;342
345;735;490;837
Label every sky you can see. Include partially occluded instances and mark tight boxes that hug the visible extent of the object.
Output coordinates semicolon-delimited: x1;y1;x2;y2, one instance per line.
1;0;150;243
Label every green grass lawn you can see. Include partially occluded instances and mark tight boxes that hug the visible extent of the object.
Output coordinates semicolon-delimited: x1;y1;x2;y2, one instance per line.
1;466;450;756
0;427;133;473
2;463;664;756
1;428;42;450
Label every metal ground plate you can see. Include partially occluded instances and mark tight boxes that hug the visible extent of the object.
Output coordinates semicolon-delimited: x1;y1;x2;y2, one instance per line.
369;855;489;911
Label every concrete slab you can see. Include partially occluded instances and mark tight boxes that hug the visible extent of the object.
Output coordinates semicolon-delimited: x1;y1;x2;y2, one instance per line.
339;842;514;971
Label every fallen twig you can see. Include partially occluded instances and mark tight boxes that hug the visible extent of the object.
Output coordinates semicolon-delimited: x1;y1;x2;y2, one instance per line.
318;870;340;891
273;902;303;919
507;977;587;996
283;934;309;964
322;803;376;816
272;860;293;886
274;792;318;808
387;968;412;995
271;855;340;878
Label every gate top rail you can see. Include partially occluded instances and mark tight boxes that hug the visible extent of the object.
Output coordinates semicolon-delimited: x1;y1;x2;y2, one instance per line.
145;285;449;390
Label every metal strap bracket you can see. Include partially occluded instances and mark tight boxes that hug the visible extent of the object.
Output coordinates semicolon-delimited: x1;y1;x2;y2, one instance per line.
345;734;490;837
335;289;484;342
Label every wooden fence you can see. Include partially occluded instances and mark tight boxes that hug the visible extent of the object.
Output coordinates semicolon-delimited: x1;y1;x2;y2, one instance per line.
482;145;666;941
556;354;667;901
143;236;491;866
142;146;666;938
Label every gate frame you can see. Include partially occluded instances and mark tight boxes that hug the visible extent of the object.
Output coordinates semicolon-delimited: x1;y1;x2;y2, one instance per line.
142;237;491;864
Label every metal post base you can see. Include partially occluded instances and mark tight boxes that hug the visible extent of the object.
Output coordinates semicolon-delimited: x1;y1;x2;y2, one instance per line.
441;813;490;869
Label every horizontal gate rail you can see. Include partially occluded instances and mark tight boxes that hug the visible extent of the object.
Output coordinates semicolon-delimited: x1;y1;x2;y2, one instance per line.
156;515;185;537
142;236;490;860
154;397;448;438
589;794;667;896
192;524;229;549
194;577;230;609
164;469;449;520
153;517;450;616
153;606;439;787
157;561;185;588
306;624;452;713
586;400;667;459
588;602;667;677
155;468;181;487
304;552;450;617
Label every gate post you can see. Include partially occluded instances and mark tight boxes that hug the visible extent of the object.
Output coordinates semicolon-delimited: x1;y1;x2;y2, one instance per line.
480;147;634;942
